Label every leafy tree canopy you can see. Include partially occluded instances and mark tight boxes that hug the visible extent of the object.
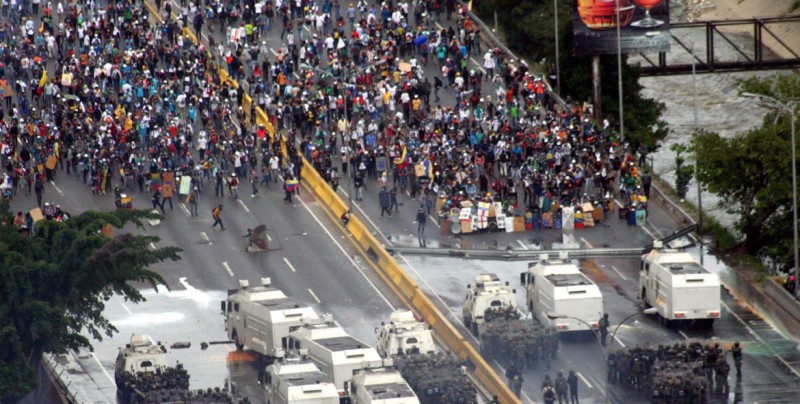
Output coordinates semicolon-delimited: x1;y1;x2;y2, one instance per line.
475;0;668;149
690;74;800;262
0;201;180;402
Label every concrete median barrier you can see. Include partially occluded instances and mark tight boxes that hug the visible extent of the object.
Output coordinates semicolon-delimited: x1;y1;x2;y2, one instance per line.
140;8;519;402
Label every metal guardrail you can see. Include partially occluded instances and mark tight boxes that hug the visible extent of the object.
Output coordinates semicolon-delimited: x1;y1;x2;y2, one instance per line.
386;246;645;260
387;225;697;260
651;183;698;226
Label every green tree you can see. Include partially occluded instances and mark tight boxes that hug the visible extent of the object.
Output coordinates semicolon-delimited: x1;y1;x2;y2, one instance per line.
690;74;799;260
671;143;693;200
474;0;668;149
0;201;181;401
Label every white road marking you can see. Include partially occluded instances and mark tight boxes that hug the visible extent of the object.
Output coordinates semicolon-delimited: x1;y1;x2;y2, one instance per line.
469;57;487;73
49;181;64;195
295;187;395;310
270;47;279;56
648;223;666;238
428;215;440;228
200;231;213;245
149;242;156;250
679;330;690;340
577;371;594;389
641;225;657;240
721;300;800;378
308;288;321;303
238;199;251;213
610;265;628;281
580;237;594;248
613;335;626;348
91;352;115;384
517;239;529;250
179;203;190;216
222;262;234;277
283;257;297;272
120;303;133;315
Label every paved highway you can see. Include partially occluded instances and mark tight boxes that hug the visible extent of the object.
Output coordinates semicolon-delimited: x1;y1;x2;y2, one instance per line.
345;160;800;403
13;1;800;402
11;151;410;401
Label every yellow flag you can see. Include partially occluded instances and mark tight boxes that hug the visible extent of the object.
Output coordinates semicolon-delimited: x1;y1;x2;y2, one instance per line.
38;69;48;88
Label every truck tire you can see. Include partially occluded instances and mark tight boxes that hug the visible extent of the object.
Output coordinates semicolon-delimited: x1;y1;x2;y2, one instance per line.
232;330;244;350
472;322;479;337
463;316;471;329
640;289;651;308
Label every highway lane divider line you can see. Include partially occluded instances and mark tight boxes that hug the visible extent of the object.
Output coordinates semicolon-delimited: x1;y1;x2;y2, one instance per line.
179;203;190;216
200;232;213;245
610;265;628;281
120;303;133;315
577;371;594;389
297;160;517;403
282;257;297;273
308;289;322;304
49;181;64;195
222;262;234;277
154;10;517;401
293;182;396;311
91;352;116;384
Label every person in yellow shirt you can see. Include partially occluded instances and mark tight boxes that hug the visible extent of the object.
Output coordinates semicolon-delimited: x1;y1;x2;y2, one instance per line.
411;94;421;111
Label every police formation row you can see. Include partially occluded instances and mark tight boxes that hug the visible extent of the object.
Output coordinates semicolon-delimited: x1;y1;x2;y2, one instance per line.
393;352;477;404
608;341;743;403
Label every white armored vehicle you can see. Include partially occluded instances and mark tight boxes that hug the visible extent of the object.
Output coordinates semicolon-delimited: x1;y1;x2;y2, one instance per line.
287;315;383;393
640;243;721;326
375;310;436;357
350;363;421;404
522;255;604;332
263;356;340;404
462;273;518;335
222;278;320;361
114;334;169;385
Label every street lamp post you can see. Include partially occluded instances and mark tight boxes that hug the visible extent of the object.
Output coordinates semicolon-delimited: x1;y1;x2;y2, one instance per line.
691;43;704;265
615;1;635;141
548;308;657;403
554;0;561;96
742;93;799;298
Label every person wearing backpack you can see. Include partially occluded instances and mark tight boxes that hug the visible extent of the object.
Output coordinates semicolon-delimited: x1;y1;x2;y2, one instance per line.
555;370;568;403
542;381;557;404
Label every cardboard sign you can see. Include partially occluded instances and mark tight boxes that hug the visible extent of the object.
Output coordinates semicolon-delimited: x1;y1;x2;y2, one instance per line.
61;73;73;86
0;84;14;99
179;176;191;195
414;163;425;177
45;155;57;170
29;208;44;222
399;62;412;72
162;172;175;197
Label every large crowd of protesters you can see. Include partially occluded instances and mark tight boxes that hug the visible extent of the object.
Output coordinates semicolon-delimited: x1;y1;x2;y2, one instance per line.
0;0;652;237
